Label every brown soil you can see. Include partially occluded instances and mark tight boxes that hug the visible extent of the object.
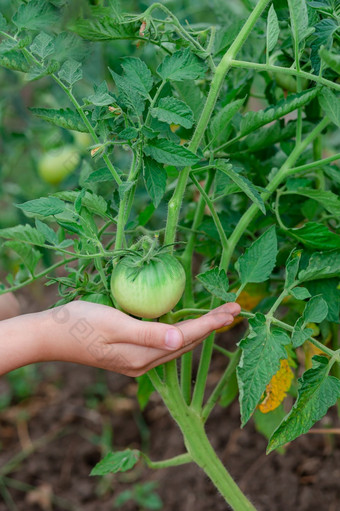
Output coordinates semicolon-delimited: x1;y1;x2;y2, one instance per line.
0;288;339;511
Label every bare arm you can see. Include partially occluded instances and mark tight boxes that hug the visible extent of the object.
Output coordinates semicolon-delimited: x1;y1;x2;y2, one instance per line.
0;301;241;377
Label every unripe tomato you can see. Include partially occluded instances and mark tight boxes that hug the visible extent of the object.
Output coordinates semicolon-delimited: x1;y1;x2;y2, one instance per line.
37;145;80;185
110;252;185;319
73;132;92;149
274;73;308;93
80;293;114;307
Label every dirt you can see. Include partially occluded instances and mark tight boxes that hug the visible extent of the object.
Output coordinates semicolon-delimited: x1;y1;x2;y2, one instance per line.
0;288;340;511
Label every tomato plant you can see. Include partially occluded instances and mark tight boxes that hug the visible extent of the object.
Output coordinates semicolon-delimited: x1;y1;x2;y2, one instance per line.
0;0;340;510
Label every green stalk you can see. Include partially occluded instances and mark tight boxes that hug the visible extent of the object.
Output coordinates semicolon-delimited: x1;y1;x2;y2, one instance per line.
143;453;192;469
148;362;257;510
220;117;330;273
190;173;229;252
286;152;340;176
230;59;340;92
164;0;271;247
202;349;241;422
182;170;215;304
115;151;139;250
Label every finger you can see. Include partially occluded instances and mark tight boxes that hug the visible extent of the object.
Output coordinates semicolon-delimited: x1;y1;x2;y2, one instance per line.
122;317;185;351
176;310;237;347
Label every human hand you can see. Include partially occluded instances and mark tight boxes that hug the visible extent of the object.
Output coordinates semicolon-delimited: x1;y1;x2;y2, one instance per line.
38;301;241;376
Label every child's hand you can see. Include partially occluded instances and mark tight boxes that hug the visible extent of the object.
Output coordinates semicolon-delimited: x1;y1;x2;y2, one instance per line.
0;301;241;376
37;301;241;376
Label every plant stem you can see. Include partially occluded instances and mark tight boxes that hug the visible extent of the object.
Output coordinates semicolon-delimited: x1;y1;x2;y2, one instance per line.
230;59;340;92
164;0;271;247
143;453;192;469
152;363;257;510
181;170;215;304
286;152;340;176
115;151;139;250
220;117;330;273
202;349;241;422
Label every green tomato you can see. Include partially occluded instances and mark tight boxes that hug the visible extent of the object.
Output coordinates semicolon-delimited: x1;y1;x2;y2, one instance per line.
80;293;114;307
73;131;92;149
110;252;185;319
274;73;308;93
38;145;80;185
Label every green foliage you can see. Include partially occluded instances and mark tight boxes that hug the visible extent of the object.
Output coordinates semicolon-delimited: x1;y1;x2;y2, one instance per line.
268;356;340;452
1;0;340;507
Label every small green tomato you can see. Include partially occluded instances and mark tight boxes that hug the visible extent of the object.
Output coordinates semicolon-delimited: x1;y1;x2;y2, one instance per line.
38;145;80;185
110;252;185;319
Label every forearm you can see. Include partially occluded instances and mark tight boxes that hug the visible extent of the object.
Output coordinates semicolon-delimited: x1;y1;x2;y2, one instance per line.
0;312;44;375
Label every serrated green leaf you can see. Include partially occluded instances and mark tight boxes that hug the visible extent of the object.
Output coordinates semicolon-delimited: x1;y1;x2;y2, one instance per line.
305;278;339;323
12;0;58;31
320;47;340;75
53;191;108;218
35;219;58;245
90;449;140;476
29;107;88;132
210;98;244;147
143;139;199;166
109;68;145;114
175;80;205;121
151;97;194;129
30;32;54;60
268;356;340;452
196;267;236;302
239;89;318;137
302;295;329;325
298;250;340;281
267;5;280;53
16;198;66;217
292;188;340;217
71;16;137;41
143;157;167;208
119;127;138;140
85;168;114;184
58;59;82;86
287;0;310;45
292;295;328;347
215;160;265;214
0;50;30;72
319;88;340;128
235;226;277;285
121;57;153;98
285;249;302;288
0;225;45;246
287;222;340;250
237;314;290;426
157;49;205;82
290;287;311;300
118;181;135;201
87;81;113;106
5;241;41;275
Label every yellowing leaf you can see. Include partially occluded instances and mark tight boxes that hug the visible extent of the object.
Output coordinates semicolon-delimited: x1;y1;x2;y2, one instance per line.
259;359;294;413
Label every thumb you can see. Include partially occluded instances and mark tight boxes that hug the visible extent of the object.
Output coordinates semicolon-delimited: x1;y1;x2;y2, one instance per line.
128;319;184;351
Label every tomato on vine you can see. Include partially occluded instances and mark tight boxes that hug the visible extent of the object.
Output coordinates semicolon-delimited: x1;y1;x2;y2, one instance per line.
110;238;185;319
37;145;80;185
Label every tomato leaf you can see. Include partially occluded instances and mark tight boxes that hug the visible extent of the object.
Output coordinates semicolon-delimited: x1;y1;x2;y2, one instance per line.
90;449;141;475
237;313;290;426
151;96;194;129
298;250;340;282
58;59;83;87
215;160;266;214
319;88;340;128
30;107;88;132
235;226;277;285
143;157;167;208
267;357;340;453
143;138;199;166
196;268;236;302
286;222;340;250
290;287;311;300
266;5;280;54
12;0;58;31
30;32;54;60
121;57;153;98
157;48;205;82
15;197;66;217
